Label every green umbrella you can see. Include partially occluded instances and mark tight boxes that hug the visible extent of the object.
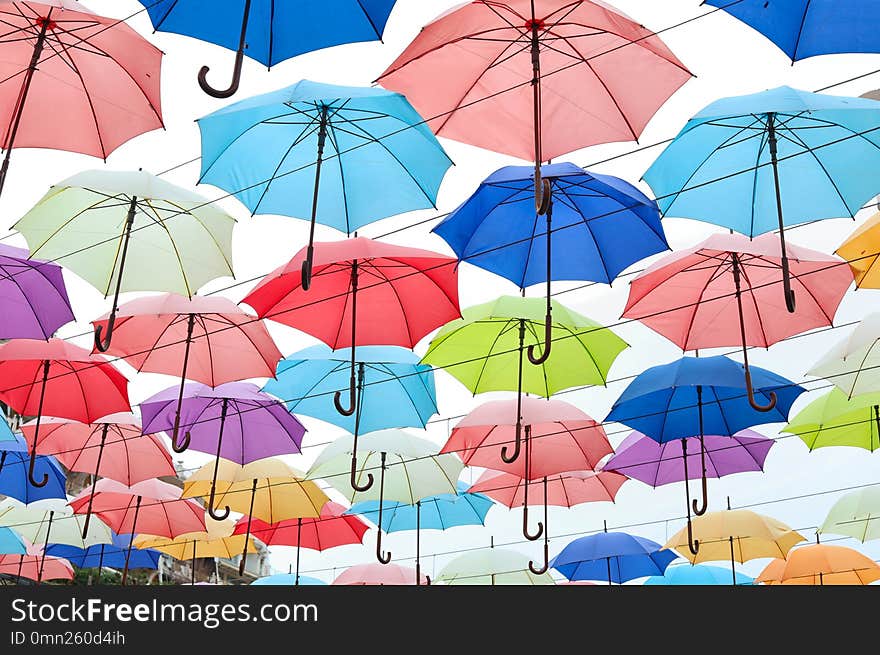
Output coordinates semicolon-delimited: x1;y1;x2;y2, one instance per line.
819;487;880;542
783;388;880;451
13;170;236;351
421;295;627;463
435;548;555;586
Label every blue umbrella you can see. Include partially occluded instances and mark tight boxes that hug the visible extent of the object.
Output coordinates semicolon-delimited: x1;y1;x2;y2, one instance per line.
643;563;753;586
607;355;804;552
644;86;880;312
138;0;398;97
251;574;326;586
433;162;667;362
46;532;160;572
705;0;880;62
0;435;66;503
348;482;494;584
0;527;26;555
198;80;452;287
550;529;678;584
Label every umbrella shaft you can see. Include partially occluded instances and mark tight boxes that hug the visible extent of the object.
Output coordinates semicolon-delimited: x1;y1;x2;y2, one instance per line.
296;518;302;584
38;511;53;584
122;496;142;586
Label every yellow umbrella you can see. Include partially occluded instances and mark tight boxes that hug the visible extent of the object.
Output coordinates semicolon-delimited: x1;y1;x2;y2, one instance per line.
756;543;880;586
182;458;328;574
665;508;806;585
836;212;880;288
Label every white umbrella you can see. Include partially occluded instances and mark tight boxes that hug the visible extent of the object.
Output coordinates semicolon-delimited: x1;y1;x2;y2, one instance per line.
819;486;880;542
0;498;113;550
810;313;880;397
436;548;555;586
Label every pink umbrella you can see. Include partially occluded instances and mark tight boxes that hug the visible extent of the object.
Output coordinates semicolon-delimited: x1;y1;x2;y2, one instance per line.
0;542;73;583
69;479;206;585
92;293;282;452
22;412;176;537
0;1;163;196
623;233;853;410
378;0;690;211
332;562;428;586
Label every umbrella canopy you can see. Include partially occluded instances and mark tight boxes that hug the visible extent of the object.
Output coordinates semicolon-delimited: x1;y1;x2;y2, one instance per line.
704;0;880;61
603;430;774;488
0;1;162;196
643;564;754;586
252;574;326;586
0;244;73;339
436;548;555;586
809;313;880;398
469;470;626;509
756;544;880;585
836;212;880;288
0;498;112;550
0;544;73;582
47;532;161;570
0;435;66;503
783;388;880;451
550;532;677;584
819;487;880;542
333;562;427;586
140;2;397;96
263;345;438;434
0;527;26;555
134;532;258;561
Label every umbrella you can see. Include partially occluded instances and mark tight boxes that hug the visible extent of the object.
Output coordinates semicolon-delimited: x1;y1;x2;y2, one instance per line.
135;528;258;586
141;382;306;519
234;502;368;585
349;482;494;584
444;396;613;549
0;338;130;488
0;244;73;339
782;388;880;451
22;412;175;537
550;529;677;585
92;294;281;451
0;1;162;197
606;355;804;551
756;543;880;586
0;543;73;583
183;457;328;574
0;435;66;503
665;508;806;585
436;548;555;586
68;479;207;585
309;430;463;564
13;169;236;351
643;86;880;312
819;487;880;542
245;237;458;489
434;163;667;361
603;430;774;488
378;0;690;212
623;232;852;403
263;344;438;434
809;313;880;398
333;562;427;586
836;212;880;288
0;527;26;555
198;81;451;284
139;1;398;97
704;0;879;61
252;574;326;586
643;563;754;586
47;532;161;574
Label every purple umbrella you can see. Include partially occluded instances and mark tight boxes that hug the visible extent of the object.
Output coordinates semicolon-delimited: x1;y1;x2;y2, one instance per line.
603;430;774;488
0;245;74;339
140;382;305;520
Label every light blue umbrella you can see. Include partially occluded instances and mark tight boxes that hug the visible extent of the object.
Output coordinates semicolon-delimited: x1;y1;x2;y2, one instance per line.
251;574;326;586
0;527;26;555
643;564;754;586
137;1;398;97
263;344;437;434
198;80;452;287
0;435;66;504
348;482;495;585
644;86;880;312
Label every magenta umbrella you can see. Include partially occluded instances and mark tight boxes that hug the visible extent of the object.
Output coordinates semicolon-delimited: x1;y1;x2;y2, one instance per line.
140;382;306;521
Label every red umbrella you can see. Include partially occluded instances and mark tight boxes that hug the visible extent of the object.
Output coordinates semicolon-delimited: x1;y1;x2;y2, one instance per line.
0;338;130;488
22;412;175;538
91;293;282;452
244;237;460;491
233;501;369;584
69;478;206;585
0;543;73;583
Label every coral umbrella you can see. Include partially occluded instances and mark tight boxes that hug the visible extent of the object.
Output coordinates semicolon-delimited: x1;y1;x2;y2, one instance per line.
756;543;880;586
643;563;754;586
333;562;427;586
782;388;880;451
0;435;66;503
69;479;206;585
550;529;677;585
378;0;690;212
245;237;459;490
47;531;161;573
234;502;369;585
0;1;162;197
14;169;236;351
0;543;73;583
139;2;398;97
819;487;880;542
835;212;880;289
23;412;175;537
809;313;880;398
140;382;306;520
0;338;130;488
436;548;554;586
92;293;282;451
0;244;73;339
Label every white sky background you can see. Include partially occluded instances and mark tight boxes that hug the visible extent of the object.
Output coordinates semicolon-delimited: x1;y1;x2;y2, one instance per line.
7;0;880;582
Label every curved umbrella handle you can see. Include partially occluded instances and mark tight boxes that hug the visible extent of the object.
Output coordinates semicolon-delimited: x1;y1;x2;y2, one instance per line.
686;517;700;556
745;368;777;412
527;314;552;365
300;246;315;291
529;541;549;575
375;452;391;564
93;314;115;352
692;433;708;516
781;258;796;313
523;505;544;541
534;170;552;215
333;379;356;416
27;450;48;488
349;455;374;493
197;0;251;98
170;426;191;454
501;420;522;463
207;488;231;521
26;363;50;487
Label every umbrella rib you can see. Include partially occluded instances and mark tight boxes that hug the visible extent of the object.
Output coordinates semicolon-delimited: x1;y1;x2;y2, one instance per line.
518;198;543;289
364;262;415;346
159;197;235;278
679;253;729;351
471;319;520;393
748;128;771;236
783;112;880;156
324;119;353;235
736;265;773;348
781;125;855;218
197;313;217;387
142;199;193;298
455;183;533;260
559;323;605;385
555;182;614;282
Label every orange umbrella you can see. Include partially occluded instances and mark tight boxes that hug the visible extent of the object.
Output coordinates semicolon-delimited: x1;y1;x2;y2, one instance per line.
757;543;880;585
